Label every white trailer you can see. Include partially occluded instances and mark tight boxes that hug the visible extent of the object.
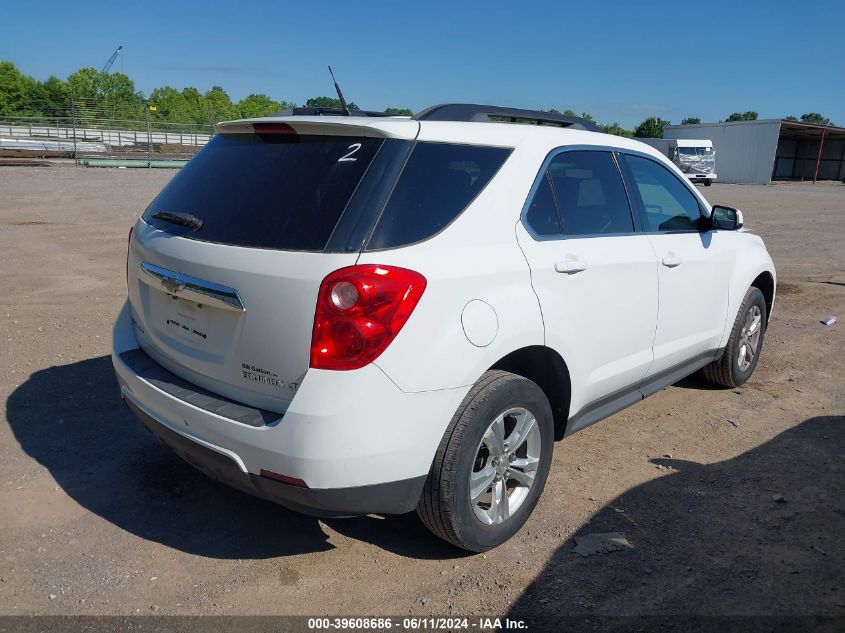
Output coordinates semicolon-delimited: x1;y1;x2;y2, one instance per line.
636;137;717;186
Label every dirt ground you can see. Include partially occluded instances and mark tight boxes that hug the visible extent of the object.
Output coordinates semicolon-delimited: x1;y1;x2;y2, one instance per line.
0;166;843;620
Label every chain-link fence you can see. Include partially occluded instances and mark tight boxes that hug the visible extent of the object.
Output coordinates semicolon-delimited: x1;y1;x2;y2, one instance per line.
0;96;214;167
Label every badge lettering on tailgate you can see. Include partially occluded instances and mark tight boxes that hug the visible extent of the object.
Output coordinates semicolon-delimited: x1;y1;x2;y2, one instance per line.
241;362;298;392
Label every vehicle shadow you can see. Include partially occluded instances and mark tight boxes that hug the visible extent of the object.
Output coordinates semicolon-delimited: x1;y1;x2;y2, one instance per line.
674;370;729;391
508;415;844;624
5;356;459;560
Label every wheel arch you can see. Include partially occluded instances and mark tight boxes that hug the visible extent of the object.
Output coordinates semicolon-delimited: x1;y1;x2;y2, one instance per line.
751;270;775;323
489;345;571;440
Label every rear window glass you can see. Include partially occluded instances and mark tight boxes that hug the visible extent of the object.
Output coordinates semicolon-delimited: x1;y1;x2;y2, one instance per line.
142;133;383;251
365;142;512;250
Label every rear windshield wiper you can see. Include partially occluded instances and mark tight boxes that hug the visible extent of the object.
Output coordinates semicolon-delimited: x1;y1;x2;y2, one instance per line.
151;211;203;230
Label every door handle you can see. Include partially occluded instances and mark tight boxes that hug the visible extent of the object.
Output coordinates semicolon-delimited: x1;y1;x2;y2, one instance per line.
554;255;587;274
661;253;682;268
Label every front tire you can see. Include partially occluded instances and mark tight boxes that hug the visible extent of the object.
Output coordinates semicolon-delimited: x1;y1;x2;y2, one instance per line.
417;370;554;552
703;287;767;387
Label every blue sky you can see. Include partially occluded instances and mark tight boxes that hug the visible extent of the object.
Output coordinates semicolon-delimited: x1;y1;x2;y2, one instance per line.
2;0;843;128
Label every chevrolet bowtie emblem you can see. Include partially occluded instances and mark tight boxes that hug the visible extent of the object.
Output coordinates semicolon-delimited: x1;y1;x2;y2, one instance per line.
161;275;187;294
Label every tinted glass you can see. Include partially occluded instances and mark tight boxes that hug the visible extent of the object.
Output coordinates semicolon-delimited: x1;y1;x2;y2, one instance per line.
547;151;633;236
678;146;713;156
143;133;383;251
524;175;562;236
324;140;412;252
624;155;703;231
366;142;512;250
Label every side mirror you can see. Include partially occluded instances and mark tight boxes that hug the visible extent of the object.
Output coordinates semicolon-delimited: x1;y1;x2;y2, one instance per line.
710;205;744;231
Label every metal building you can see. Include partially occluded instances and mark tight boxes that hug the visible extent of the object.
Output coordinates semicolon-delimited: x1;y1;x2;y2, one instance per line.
663;119;845;184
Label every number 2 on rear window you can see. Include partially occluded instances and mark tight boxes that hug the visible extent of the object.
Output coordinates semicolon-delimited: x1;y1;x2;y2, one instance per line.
338;143;362;162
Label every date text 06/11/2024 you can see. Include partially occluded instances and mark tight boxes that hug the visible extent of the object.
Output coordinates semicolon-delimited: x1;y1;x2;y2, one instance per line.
306;617;528;630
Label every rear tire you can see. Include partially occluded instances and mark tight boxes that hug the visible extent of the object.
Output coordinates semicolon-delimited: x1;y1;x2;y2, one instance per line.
417;370;554;552
703;287;767;387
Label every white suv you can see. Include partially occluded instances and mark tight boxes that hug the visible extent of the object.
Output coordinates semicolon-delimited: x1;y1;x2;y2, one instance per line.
112;104;776;551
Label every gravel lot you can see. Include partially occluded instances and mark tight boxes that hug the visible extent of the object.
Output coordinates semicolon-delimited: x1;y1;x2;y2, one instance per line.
0;166;843;618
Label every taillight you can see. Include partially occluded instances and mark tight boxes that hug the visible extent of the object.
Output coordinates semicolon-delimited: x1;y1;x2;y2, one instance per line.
310;265;427;370
126;225;134;287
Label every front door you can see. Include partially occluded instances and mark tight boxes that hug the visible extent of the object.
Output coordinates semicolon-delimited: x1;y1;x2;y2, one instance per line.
619;153;732;381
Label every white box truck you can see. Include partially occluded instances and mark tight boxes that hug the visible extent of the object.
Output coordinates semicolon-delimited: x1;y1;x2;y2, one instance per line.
636;138;717;186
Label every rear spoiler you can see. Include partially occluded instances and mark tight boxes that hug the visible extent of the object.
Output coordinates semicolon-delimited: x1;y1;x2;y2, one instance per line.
214;118;419;140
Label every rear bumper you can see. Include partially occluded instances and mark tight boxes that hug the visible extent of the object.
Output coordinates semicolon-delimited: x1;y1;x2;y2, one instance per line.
125;398;425;516
112;300;468;514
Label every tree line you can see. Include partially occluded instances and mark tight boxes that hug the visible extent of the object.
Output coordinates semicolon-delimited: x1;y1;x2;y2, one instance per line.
0;60;835;137
0;61;412;126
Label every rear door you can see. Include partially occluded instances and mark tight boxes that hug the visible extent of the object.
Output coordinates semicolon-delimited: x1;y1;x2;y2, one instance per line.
127;122;417;413
516;149;659;418
619;153;732;380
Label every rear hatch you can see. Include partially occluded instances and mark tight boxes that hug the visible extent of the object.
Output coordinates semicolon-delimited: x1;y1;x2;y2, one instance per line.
127;118;419;414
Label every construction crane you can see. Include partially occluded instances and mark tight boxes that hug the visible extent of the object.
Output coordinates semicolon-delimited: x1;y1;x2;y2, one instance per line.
101;46;123;73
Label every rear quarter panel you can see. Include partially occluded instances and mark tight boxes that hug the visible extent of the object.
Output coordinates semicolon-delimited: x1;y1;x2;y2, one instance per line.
358;144;546;393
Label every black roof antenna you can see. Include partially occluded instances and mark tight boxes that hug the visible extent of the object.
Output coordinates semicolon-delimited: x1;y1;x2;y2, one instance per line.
328;66;351;116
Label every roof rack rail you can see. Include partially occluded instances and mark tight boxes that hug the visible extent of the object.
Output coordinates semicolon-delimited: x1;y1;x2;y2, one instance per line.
274;106;393;118
413;103;601;132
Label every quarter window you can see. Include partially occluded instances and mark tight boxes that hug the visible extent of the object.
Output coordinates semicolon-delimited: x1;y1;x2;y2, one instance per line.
365;142;511;250
523;150;634;237
623;155;703;232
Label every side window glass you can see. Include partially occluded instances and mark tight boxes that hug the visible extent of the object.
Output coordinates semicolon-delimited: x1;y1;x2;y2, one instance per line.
548;151;633;236
523;150;634;238
524;175;562;236
624;155;702;231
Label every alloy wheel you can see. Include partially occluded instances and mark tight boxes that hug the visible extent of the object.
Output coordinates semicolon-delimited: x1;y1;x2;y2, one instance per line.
469;407;542;525
737;304;762;372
